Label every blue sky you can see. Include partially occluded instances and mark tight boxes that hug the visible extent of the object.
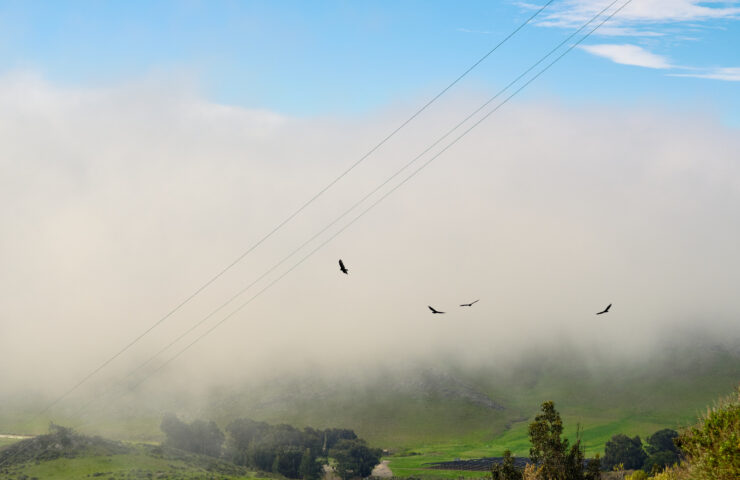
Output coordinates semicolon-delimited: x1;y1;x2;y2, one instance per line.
0;0;738;124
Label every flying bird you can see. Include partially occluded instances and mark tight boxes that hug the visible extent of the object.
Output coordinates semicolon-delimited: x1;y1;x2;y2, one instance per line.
428;306;445;314
596;303;612;315
460;300;479;307
338;259;348;274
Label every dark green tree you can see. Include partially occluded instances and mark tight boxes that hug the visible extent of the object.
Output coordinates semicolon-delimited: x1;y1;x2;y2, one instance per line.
273;447;304;478
491;449;523;480
563;438;586;480
645;429;679;455
584;454;601;480
642;428;679;472
643;450;679;473
330;439;382;480
528;401;569;479
299;448;323;480
602;434;647;471
323;428;358;451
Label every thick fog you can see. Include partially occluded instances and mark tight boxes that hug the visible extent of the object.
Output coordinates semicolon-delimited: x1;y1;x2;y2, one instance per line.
1;72;739;408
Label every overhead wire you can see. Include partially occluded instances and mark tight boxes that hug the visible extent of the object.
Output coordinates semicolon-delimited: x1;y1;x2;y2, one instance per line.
121;0;624;389
19;0;555;424
123;0;634;396
25;0;628;429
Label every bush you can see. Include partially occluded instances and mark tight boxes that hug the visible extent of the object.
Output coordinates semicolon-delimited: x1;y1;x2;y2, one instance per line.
675;386;740;480
602;434;647;471
625;471;648;480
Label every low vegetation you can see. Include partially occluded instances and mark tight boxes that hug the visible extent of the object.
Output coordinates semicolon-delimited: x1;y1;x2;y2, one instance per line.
160;414;382;480
1;382;737;480
0;424;258;479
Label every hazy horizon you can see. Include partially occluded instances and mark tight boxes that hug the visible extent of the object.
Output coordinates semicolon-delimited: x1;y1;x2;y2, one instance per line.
1;74;739;408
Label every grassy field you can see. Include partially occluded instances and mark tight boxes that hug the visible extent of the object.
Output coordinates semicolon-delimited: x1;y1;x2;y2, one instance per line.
0;441;271;480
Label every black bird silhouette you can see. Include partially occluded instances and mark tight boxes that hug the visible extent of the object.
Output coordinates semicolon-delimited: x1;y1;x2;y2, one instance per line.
460;299;479;307
338;259;348;274
428;306;445;314
596;303;612;315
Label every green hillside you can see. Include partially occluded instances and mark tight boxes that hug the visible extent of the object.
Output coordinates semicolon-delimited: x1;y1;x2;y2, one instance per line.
197;341;739;450
1;338;737;479
0;427;268;480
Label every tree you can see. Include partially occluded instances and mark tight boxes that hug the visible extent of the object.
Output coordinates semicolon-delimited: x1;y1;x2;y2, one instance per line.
491;449;523;480
160;414;224;458
330;439;382;480
299;448;323;480
603;434;647;471
642;428;680;473
190;419;225;457
160;413;190;451
645;429;679;456
323;428;358;451
584;454;601;480
528;401;569;479
564;437;586;480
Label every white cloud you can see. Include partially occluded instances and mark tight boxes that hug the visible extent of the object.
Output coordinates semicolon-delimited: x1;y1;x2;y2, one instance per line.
577;44;740;81
579;43;673;68
669;66;740;81
539;0;740;30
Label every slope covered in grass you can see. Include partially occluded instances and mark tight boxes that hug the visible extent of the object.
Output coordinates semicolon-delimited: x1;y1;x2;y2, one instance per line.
0;427;265;480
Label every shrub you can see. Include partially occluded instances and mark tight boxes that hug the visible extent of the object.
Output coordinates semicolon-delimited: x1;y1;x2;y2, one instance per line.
675;386;740;480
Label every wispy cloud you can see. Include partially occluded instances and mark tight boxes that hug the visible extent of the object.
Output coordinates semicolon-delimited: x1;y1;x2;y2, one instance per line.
670;67;740;81
579;43;673;68
538;0;740;31
579;43;740;82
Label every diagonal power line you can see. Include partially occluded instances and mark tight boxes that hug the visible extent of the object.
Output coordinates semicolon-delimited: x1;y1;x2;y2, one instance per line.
125;0;634;395
119;0;623;389
25;0;555;421
37;0;629;427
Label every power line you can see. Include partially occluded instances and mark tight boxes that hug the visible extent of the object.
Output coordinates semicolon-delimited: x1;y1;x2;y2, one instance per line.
120;0;623;389
31;0;627;425
123;0;634;395
18;0;554;424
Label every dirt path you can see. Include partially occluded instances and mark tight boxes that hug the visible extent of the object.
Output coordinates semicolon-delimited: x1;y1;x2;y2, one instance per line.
0;434;32;440
371;460;393;478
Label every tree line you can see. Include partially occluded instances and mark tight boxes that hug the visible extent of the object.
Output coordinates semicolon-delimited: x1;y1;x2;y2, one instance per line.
494;386;739;480
492;401;680;480
160;414;382;480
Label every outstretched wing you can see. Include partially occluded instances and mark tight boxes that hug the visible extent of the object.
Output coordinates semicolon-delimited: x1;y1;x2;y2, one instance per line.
596;303;612;315
460;299;479;307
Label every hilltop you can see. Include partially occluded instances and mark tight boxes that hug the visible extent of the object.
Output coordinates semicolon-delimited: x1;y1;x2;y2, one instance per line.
0;426;260;480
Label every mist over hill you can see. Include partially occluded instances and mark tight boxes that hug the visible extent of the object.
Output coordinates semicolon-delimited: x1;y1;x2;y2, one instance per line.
3;328;737;453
